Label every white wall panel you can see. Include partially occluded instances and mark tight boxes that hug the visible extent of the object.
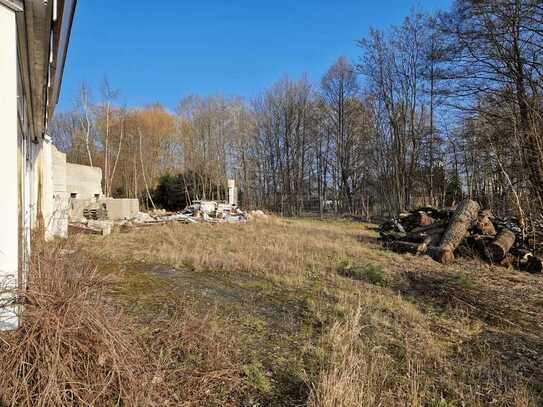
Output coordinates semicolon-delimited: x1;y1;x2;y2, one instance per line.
0;4;20;330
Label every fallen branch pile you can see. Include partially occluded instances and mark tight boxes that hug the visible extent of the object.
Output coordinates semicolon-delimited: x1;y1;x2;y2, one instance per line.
379;199;543;274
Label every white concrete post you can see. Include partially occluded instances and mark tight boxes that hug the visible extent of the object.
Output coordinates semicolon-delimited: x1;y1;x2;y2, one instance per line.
228;179;237;206
0;4;20;330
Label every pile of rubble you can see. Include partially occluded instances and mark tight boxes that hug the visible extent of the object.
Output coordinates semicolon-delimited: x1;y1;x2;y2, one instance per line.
69;200;272;236
126;200;250;226
379;199;543;274
70;201;271;236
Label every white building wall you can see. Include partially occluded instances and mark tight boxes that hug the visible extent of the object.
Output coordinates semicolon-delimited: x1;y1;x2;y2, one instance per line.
0;4;20;330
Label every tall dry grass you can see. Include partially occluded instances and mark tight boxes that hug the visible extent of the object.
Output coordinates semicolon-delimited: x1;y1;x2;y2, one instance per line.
306;291;436;407
0;241;148;406
307;306;393;406
307;292;536;407
76;218;387;287
143;306;247;405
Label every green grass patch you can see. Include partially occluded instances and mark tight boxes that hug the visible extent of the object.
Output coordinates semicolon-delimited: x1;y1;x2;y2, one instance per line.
337;261;386;286
243;361;272;394
449;273;475;289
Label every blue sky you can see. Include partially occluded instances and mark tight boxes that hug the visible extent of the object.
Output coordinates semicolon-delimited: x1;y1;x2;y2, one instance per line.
58;0;453;111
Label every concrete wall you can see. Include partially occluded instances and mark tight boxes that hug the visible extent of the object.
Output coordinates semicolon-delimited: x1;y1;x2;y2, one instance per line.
69;198;98;222
44;144;69;239
69;198;139;221
52;146;67;193
50;151;139;222
66;163;103;199
100;198;140;220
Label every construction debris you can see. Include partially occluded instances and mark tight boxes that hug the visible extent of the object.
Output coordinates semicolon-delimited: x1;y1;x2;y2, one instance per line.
69;200;262;234
379;199;543;274
177;200;249;223
132;201;249;225
68;220;113;236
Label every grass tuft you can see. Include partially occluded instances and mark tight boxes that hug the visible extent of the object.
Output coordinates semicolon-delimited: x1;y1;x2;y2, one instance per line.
337;261;386;285
243;361;272;394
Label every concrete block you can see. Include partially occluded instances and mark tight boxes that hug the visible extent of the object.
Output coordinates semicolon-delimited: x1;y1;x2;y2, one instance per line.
98;198;139;220
87;220;113;236
69;198;99;221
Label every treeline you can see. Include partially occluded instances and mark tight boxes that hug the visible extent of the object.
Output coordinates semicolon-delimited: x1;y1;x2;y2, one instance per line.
52;0;543;220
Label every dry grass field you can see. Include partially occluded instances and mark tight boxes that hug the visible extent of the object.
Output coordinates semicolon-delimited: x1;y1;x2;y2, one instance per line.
4;217;542;406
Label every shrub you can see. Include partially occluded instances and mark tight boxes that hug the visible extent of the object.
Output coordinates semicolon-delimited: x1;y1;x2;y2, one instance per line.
0;242;148;406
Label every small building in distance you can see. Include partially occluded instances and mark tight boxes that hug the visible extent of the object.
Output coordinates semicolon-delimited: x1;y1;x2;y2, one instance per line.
48;145;139;238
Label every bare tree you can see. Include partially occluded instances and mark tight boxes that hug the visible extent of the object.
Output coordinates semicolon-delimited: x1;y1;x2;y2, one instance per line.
321;57;362;213
98;77;119;196
76;84;95;167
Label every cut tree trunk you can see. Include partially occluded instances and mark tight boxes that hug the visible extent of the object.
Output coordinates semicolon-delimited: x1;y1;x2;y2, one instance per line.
500;254;515;268
466;234;494;259
486;229;516;263
391;240;429;255
474;210;496;236
436;199;481;264
408;211;435;227
427;246;447;261
406;228;444;245
381;231;408;241
411;220;447;235
526;256;543;274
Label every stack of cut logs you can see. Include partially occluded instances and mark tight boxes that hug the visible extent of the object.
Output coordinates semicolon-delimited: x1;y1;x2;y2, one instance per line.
379;199;542;274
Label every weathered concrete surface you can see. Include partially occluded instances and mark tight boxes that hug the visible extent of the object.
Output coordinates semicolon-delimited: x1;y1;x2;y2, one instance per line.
69;198;139;222
87;220;113;236
99;198;139;220
52;146;67;194
66;163;103;199
228;179;237;206
46;145;70;239
69;198;102;222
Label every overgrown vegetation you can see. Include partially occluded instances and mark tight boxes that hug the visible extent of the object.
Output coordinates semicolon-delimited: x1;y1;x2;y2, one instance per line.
67;218;543;406
3;219;539;405
0;241;148;406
